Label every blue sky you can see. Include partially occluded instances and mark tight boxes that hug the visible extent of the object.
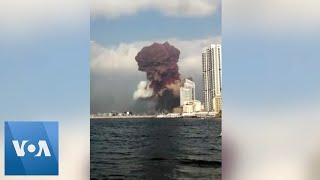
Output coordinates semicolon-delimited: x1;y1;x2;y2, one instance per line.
223;1;320;179
224;34;320;113
0;30;89;120
0;0;89;121
0;1;90;179
223;1;320;112
91;10;221;46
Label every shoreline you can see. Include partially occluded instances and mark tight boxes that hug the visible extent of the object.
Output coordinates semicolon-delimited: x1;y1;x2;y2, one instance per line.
90;115;221;120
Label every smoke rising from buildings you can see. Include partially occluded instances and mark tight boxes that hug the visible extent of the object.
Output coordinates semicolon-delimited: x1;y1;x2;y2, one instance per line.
134;42;181;112
133;81;153;100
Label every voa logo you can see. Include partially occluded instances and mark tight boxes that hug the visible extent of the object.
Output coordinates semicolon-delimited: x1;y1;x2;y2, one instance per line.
12;140;51;157
5;121;59;175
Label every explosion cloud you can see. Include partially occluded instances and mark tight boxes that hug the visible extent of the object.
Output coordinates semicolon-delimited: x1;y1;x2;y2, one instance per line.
133;81;153;100
134;42;181;112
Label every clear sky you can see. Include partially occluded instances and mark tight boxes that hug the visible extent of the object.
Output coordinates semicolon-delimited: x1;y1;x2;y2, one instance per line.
90;0;221;113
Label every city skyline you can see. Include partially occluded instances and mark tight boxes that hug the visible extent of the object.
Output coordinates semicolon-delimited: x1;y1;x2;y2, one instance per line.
91;42;222;115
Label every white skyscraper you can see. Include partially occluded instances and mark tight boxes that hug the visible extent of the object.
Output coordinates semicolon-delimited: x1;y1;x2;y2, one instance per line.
202;44;222;113
180;78;195;106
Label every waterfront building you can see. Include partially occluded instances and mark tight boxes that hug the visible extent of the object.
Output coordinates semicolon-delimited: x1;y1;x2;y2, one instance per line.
182;100;202;113
202;44;222;113
180;78;196;106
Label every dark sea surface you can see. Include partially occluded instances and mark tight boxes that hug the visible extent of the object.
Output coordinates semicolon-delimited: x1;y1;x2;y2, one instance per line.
91;118;221;180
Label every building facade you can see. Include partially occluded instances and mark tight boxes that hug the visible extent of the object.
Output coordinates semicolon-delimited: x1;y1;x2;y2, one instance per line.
180;78;196;106
182;100;202;113
202;44;222;113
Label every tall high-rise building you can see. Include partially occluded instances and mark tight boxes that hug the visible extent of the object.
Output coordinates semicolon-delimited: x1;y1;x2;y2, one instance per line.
202;44;222;113
180;78;196;106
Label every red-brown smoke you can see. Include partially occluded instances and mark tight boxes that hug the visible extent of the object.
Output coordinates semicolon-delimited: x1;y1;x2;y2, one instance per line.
135;42;181;112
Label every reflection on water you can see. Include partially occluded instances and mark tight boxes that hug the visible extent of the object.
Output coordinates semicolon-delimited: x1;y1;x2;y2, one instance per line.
91;118;221;180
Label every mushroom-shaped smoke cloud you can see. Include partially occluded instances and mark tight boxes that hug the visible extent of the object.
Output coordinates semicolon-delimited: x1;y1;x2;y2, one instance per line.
134;42;181;112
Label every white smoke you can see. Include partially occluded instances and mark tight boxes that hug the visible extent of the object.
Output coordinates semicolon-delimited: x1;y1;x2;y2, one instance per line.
133;81;154;100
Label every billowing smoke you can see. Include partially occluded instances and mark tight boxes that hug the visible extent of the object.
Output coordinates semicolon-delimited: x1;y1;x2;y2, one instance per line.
133;81;153;100
134;42;181;112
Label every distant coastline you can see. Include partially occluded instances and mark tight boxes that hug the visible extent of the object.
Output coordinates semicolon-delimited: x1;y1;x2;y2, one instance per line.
90;114;221;120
